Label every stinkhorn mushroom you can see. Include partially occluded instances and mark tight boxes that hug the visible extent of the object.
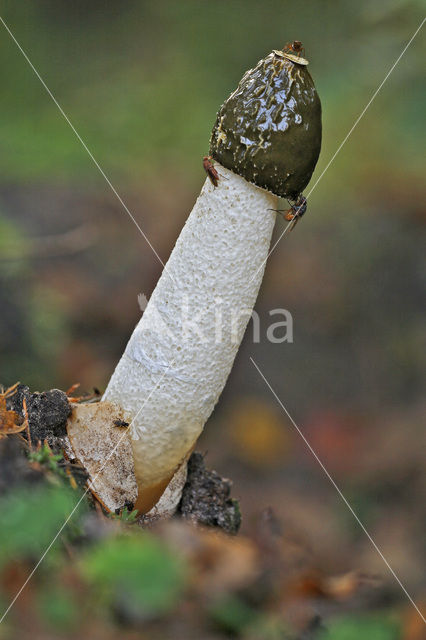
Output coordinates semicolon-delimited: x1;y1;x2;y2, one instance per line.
66;47;321;518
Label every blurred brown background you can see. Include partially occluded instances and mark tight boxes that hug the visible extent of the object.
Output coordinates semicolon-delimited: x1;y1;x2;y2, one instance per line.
0;0;424;606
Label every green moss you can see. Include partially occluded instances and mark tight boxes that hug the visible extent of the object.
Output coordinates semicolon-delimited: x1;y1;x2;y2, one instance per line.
109;506;140;524
80;534;186;616
37;585;79;632
28;443;65;477
210;50;322;198
0;484;84;568
320;614;401;640
209;595;259;634
225;498;242;535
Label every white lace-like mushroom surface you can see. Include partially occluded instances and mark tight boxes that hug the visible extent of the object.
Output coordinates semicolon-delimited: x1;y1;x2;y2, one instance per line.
66;48;322;516
104;166;277;512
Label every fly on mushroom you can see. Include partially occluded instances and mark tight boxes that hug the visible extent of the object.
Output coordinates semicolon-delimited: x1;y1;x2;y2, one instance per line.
272;194;307;232
113;419;129;428
283;40;305;57
203;156;220;187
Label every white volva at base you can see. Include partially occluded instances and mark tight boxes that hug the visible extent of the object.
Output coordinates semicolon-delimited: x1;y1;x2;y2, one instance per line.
103;164;278;503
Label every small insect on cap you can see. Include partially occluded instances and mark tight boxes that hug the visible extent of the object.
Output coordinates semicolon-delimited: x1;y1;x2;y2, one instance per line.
209;50;322;200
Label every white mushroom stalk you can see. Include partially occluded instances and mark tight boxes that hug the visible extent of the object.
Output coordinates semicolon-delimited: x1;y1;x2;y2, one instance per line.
103;167;277;513
66;48;321;517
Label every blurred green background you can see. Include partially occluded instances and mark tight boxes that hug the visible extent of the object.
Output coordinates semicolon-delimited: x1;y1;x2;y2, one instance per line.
0;1;425;637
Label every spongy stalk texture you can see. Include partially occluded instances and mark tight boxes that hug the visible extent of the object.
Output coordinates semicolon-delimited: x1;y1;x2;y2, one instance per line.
103;165;277;490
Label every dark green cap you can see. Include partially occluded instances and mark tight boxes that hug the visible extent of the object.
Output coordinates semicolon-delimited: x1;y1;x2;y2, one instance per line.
209;50;322;199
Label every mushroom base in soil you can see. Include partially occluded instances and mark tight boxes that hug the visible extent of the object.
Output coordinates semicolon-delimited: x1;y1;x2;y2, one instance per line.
66;47;322;519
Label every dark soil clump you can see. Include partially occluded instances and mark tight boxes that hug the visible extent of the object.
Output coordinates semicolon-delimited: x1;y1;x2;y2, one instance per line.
179;452;241;534
6;384;71;444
